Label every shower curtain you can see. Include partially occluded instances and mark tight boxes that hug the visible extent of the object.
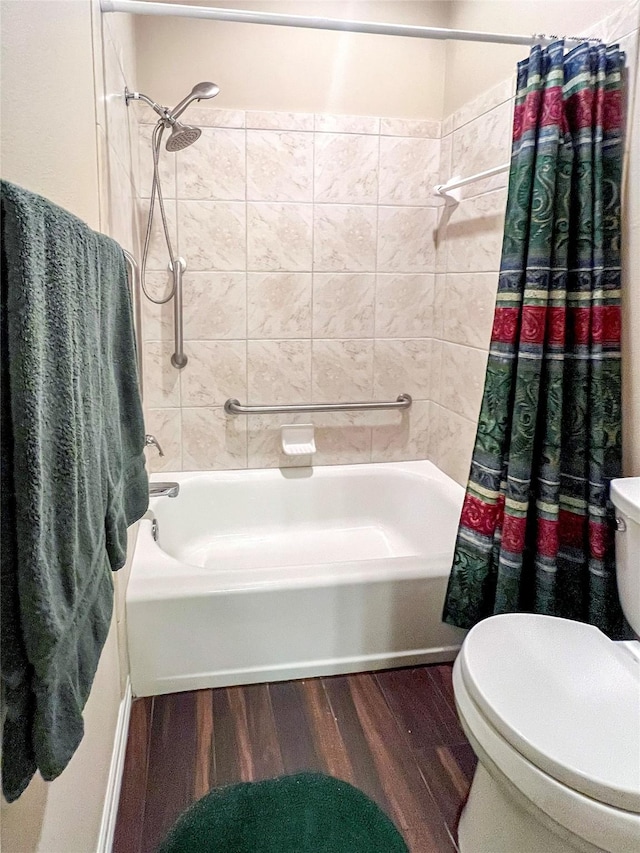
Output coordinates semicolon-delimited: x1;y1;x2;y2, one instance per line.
443;40;630;639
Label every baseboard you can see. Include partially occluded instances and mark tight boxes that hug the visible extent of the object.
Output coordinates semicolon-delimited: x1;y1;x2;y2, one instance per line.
96;676;132;853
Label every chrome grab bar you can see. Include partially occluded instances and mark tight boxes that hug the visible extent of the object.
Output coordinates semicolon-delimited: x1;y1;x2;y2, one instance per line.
122;249;143;396
224;394;412;416
170;257;187;369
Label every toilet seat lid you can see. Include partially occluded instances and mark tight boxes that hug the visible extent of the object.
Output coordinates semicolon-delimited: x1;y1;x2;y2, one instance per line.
458;614;640;813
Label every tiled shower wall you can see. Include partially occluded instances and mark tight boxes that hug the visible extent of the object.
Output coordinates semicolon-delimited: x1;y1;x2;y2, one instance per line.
138;110;444;472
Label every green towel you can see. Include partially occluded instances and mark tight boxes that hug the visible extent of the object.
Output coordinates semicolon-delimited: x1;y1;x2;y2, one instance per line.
158;773;409;853
0;180;149;802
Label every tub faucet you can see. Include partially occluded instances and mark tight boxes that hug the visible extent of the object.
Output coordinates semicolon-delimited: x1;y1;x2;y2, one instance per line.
149;482;180;498
145;434;164;457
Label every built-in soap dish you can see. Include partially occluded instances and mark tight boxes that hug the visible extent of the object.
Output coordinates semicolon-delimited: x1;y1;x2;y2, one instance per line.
281;424;316;456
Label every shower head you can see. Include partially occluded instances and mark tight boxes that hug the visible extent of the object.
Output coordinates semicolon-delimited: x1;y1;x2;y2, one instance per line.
165;121;202;151
168;81;220;121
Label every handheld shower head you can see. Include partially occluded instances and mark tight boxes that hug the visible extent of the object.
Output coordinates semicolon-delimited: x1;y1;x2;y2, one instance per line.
165;122;202;152
168;81;220;121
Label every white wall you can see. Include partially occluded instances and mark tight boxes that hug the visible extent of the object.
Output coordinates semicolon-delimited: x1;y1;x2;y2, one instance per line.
134;0;451;119
0;1;136;850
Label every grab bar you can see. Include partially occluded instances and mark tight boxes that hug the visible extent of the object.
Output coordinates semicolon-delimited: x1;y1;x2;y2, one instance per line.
123;249;143;397
224;394;412;416
170;257;187;369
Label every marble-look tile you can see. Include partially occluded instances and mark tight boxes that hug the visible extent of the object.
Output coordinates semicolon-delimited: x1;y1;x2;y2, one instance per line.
182;407;247;470
440;342;488;423
313;204;377;271
430;404;476;486
247;340;312;405
375;274;434;338
432;274;446;340
430;339;443;406
138;123;177;198
247;202;313;271
183;272;247;339
143;408;182;472
177;128;246;200
186;107;245;128
374;339;431;401
102;28;129;176
452;76;515;131
106;158;138;253
438;133;453;186
247;272;312;338
377;206;437;273
143;341;181;407
178;201;246;270
312;411;373;465
378;136;440;205
443;273;498;350
246;412;314;469
315;114;380;134
246;130;313;202
451;101;512;199
445;189;508;274
314;134;379;204
181;341;247;407
380;118;440;138
312;339;374;403
141;270;174;342
442;114;454;137
246;111;314;131
312;273;375;338
582;0;640;41
370;400;430;463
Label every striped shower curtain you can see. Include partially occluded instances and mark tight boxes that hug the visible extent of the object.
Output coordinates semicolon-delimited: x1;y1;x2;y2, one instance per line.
442;40;630;639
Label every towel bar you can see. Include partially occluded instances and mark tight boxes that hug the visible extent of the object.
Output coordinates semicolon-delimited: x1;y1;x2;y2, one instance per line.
224;394;412;416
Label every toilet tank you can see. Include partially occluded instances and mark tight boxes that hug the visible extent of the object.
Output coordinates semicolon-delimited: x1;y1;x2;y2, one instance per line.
611;478;640;637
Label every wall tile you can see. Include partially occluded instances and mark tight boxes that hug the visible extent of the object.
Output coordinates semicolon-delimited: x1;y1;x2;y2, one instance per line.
182;407;247;470
377;206;437;273
375;274;434;337
380;118;440;138
247;272;312;338
440;342;488;423
246;111;314;131
314;133;379;204
451;101;512;199
246;412;314;469
187;107;246;128
144;408;182;472
178;200;246;270
247;340;312;405
451;76;515;132
431;404;476;487
313;204;377;271
246;130;313;202
315;114;380;134
312;339;374;402
141;270;174;341
445;189;507;273
247;202;313;270
143;341;181;407
442;272;498;349
177;128;245;200
373;339;431;401
181;341;247;407
370;400;430;463
312;273;375;338
378;136;440;205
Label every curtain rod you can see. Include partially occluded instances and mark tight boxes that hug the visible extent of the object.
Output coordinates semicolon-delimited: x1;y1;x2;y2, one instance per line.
100;1;599;46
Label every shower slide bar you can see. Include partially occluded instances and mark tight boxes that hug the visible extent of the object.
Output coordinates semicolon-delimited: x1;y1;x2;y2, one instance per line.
101;1;601;47
434;163;510;202
224;394;413;416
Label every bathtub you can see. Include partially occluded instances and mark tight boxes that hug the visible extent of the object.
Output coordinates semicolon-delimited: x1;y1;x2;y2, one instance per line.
127;460;467;697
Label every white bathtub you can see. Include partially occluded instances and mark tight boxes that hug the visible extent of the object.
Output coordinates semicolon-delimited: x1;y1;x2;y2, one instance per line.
127;460;467;697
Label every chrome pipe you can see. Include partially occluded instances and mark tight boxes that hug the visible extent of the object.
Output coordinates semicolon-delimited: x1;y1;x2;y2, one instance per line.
123;249;143;397
170;257;187;369
224;394;412;416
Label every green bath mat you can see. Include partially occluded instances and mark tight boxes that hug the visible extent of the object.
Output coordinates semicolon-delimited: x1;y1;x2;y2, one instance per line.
157;772;409;853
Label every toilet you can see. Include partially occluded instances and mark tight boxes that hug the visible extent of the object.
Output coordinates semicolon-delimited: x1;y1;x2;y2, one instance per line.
452;477;640;853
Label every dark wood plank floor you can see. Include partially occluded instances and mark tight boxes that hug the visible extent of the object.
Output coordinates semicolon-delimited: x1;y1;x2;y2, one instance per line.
113;665;476;853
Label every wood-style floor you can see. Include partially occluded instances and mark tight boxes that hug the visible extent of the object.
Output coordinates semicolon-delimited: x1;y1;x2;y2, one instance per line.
113;665;476;853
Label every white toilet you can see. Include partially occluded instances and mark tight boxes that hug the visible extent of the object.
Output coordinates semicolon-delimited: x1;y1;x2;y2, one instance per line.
452;477;640;853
